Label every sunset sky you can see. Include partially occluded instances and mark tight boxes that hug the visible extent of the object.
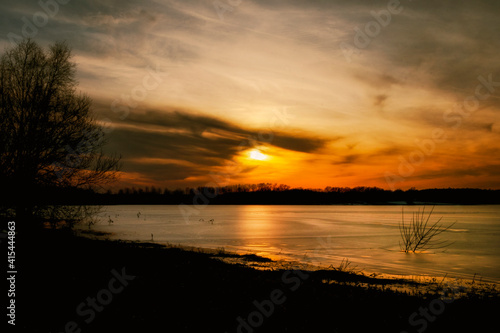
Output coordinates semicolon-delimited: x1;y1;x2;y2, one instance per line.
2;0;500;190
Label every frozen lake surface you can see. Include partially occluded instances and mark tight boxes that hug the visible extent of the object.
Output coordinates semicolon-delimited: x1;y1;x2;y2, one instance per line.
86;205;500;283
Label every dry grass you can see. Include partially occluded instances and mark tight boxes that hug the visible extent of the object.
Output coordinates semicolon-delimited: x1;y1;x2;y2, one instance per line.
399;206;455;253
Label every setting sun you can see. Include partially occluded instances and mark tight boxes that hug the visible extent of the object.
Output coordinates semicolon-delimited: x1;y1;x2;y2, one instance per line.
249;149;268;161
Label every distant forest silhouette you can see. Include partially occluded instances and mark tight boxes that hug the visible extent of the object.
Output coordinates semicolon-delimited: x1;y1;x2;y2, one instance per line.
6;184;500;206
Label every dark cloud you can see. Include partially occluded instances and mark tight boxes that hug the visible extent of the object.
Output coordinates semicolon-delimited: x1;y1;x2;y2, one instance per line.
123;110;246;137
105;125;241;163
101;106;329;149
368;1;500;101
99;105;330;182
416;163;500;180
382;104;498;134
0;0;201;66
271;133;328;153
329;145;412;167
332;154;362;165
122;160;204;182
374;94;387;107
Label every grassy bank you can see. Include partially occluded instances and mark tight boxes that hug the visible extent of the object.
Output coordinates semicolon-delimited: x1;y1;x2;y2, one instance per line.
16;229;499;333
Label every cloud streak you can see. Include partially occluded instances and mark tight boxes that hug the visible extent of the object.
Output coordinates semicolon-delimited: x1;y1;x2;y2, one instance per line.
98;105;330;186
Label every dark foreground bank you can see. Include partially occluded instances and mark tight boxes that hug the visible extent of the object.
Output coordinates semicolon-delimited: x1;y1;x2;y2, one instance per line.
15;229;499;333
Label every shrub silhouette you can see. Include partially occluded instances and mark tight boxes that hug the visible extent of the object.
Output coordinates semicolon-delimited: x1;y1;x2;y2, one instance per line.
399;206;455;253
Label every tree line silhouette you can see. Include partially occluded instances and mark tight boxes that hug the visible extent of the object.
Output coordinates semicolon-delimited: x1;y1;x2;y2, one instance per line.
9;184;499;206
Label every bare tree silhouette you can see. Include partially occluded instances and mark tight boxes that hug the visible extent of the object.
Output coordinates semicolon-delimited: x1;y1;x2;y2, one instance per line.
0;39;120;229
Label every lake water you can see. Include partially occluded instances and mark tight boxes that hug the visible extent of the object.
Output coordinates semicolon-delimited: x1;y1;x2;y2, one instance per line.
85;205;500;283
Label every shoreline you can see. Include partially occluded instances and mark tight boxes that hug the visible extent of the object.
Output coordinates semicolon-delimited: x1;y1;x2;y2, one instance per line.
76;228;500;295
19;228;500;333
